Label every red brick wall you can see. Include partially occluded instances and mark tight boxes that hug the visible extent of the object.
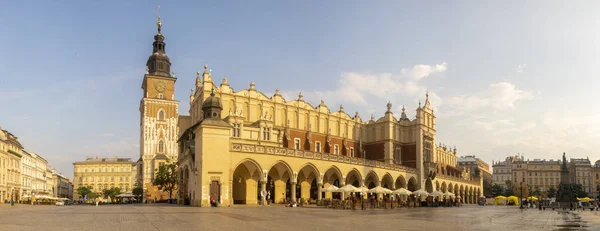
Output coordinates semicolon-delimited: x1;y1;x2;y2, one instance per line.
364;142;385;161
400;144;417;168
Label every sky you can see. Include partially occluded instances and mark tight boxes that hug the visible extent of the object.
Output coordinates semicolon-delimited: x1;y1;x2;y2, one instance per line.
1;1;599;179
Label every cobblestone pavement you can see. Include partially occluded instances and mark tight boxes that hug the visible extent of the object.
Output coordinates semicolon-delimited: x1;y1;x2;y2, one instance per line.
1;204;599;231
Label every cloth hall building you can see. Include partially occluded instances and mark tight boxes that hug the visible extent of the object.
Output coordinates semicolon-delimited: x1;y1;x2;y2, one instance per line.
138;16;483;207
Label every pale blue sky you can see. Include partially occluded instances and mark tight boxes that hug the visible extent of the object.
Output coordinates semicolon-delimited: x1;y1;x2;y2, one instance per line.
1;1;599;178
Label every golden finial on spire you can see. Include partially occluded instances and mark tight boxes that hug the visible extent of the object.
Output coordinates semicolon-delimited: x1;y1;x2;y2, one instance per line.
156;6;162;33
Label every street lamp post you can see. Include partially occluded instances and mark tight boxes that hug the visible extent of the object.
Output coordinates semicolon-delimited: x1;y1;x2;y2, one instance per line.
520;182;524;209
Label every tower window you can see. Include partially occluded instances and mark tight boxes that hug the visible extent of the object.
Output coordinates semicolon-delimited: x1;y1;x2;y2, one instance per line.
158;110;165;120
158;93;164;99
158;140;165;153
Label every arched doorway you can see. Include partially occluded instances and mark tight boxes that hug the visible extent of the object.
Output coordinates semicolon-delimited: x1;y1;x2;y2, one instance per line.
297;163;319;202
381;173;394;190
232;160;263;205
267;161;293;204
395;175;406;189
364;171;380;189
441;182;447;193
323;166;342;199
425;178;433;193
345;169;362;187
407;177;417;191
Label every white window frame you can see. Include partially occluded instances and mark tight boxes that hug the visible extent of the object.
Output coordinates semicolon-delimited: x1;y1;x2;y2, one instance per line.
315;142;321;153
350;147;354;157
334;145;339;155
294;138;301;150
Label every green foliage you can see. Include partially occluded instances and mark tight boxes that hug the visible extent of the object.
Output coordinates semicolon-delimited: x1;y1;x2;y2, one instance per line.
89;192;100;199
152;161;178;199
504;186;514;197
505;180;513;189
76;186;91;198
491;184;505;197
102;187;122;199
547;186;557;198
532;186;542;196
132;181;144;202
570;184;588;198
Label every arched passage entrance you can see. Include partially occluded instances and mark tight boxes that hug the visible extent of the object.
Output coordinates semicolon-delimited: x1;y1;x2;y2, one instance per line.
267;161;293;204
441;182;447;193
297;163;319;202
323;166;342;199
425;178;433;193
345;169;362;187
407;177;417;191
395;175;406;189
381;173;394;189
364;171;380;189
232;160;263;204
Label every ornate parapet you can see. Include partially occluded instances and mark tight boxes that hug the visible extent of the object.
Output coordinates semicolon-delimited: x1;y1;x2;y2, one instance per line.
230;143;418;174
436;174;480;186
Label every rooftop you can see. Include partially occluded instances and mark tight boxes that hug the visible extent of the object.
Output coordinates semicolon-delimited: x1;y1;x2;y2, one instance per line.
73;156;134;165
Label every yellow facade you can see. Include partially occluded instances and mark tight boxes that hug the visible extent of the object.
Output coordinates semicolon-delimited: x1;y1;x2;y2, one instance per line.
73;157;134;199
526;160;561;192
0;128;23;203
137;19;482;207
176;67;482;207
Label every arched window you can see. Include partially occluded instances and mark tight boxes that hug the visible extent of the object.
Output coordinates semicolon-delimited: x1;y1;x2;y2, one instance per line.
158;140;165;153
158;110;166;120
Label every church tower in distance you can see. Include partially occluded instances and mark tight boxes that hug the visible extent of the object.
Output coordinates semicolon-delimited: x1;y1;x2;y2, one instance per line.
138;9;179;189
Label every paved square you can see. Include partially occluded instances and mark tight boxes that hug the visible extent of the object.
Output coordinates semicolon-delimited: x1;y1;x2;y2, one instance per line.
1;204;600;231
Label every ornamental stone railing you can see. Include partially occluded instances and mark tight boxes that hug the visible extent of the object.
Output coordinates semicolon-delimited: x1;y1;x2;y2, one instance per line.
436;174;480;185
231;143;418;174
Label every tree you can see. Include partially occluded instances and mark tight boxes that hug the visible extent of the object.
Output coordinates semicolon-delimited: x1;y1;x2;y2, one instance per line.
132;181;144;202
513;183;529;198
152;161;178;200
102;187;122;200
532;186;542;196
547;186;557;198
571;184;588;198
76;186;91;199
491;184;505;197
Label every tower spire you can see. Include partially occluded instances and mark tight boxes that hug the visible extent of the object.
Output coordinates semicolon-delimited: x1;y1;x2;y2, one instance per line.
146;6;171;77
157;6;162;33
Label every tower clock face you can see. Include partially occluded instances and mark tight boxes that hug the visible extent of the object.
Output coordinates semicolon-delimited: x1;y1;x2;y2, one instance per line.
155;81;166;92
